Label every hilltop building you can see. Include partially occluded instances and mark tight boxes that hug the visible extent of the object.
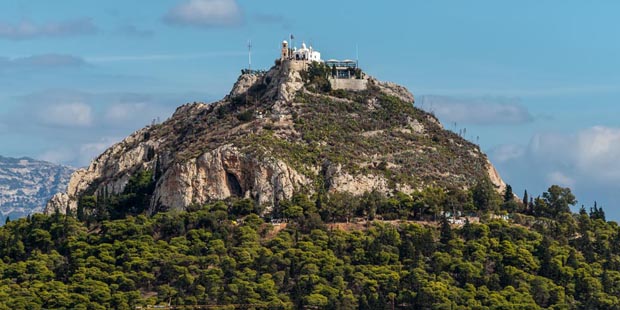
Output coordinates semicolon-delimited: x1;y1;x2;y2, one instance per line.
325;59;358;79
294;42;321;62
281;40;321;62
280;40;290;60
280;39;367;91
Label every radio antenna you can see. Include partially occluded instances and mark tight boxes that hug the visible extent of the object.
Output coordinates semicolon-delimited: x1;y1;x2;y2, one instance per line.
247;40;252;71
356;44;359;67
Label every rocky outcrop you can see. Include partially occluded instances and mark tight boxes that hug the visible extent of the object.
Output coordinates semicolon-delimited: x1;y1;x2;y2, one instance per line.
228;61;305;104
49;127;160;212
486;158;507;192
370;78;415;103
45;60;507;216
152;145;310;211
324;163;389;196
228;73;261;98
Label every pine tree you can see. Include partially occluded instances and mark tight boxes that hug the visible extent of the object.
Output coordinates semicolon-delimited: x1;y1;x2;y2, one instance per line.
65;205;73;217
440;216;453;245
77;203;85;222
462;217;474;240
590;203;598;219
53;207;61;222
502;184;519;213
599;206;606;221
589;201;606;221
504;185;514;202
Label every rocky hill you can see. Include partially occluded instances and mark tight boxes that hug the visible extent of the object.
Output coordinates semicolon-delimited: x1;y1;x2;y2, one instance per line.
45;60;505;216
0;156;73;222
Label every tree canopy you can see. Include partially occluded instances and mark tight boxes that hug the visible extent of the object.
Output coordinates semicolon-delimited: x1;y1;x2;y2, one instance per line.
0;184;617;309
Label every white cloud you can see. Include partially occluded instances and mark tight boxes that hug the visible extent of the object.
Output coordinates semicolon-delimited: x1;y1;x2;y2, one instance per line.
39;102;94;128
86;51;245;63
116;24;154;37
547;171;575;188
14;89;205;131
573;127;620;181
523;127;620;183
104;103;148;123
78;137;121;165
491;126;620;212
7;89;211;167
419;84;620;98
39;137;121;167
490;144;526;163
419;95;533;125
253;13;289;27
164;0;242;27
0;54;86;70
0;18;98;40
38;149;75;166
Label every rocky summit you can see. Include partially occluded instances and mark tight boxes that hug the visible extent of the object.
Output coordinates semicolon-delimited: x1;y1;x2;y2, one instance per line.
0;156;73;222
45;60;505;216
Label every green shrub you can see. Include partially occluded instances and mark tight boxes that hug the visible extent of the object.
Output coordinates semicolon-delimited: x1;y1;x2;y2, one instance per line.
236;110;254;122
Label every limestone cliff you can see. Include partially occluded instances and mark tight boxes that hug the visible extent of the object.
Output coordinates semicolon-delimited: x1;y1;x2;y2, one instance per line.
45;61;505;215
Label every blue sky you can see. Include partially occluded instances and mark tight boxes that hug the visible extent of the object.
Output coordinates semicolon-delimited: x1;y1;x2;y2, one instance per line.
2;1;620;218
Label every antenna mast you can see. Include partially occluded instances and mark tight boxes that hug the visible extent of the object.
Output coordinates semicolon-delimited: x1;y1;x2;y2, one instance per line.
356;44;359;67
247;40;252;71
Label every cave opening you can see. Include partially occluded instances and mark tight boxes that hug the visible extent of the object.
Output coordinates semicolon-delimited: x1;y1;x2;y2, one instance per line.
226;172;243;197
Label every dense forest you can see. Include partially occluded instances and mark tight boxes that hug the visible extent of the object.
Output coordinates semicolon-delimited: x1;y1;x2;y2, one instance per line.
0;178;619;309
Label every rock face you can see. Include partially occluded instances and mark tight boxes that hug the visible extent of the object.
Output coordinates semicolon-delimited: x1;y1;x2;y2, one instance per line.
45;61;506;216
369;77;415;104
0;156;73;221
153;144;309;210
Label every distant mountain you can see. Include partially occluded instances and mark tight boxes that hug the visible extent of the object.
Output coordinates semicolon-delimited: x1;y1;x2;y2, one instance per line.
0;156;73;222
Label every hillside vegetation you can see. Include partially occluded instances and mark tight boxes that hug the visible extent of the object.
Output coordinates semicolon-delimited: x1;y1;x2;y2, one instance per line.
2;183;620;309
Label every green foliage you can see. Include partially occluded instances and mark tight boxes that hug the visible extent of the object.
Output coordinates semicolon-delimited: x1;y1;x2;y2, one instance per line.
301;62;331;93
472;178;502;213
504;184;514;202
258;90;494;192
236;109;254;122
590;202;606;221
78;170;156;222
0;185;618;309
541;185;577;218
502;185;520;213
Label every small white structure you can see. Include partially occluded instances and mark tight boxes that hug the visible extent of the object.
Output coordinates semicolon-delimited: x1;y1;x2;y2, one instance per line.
292;42;321;62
